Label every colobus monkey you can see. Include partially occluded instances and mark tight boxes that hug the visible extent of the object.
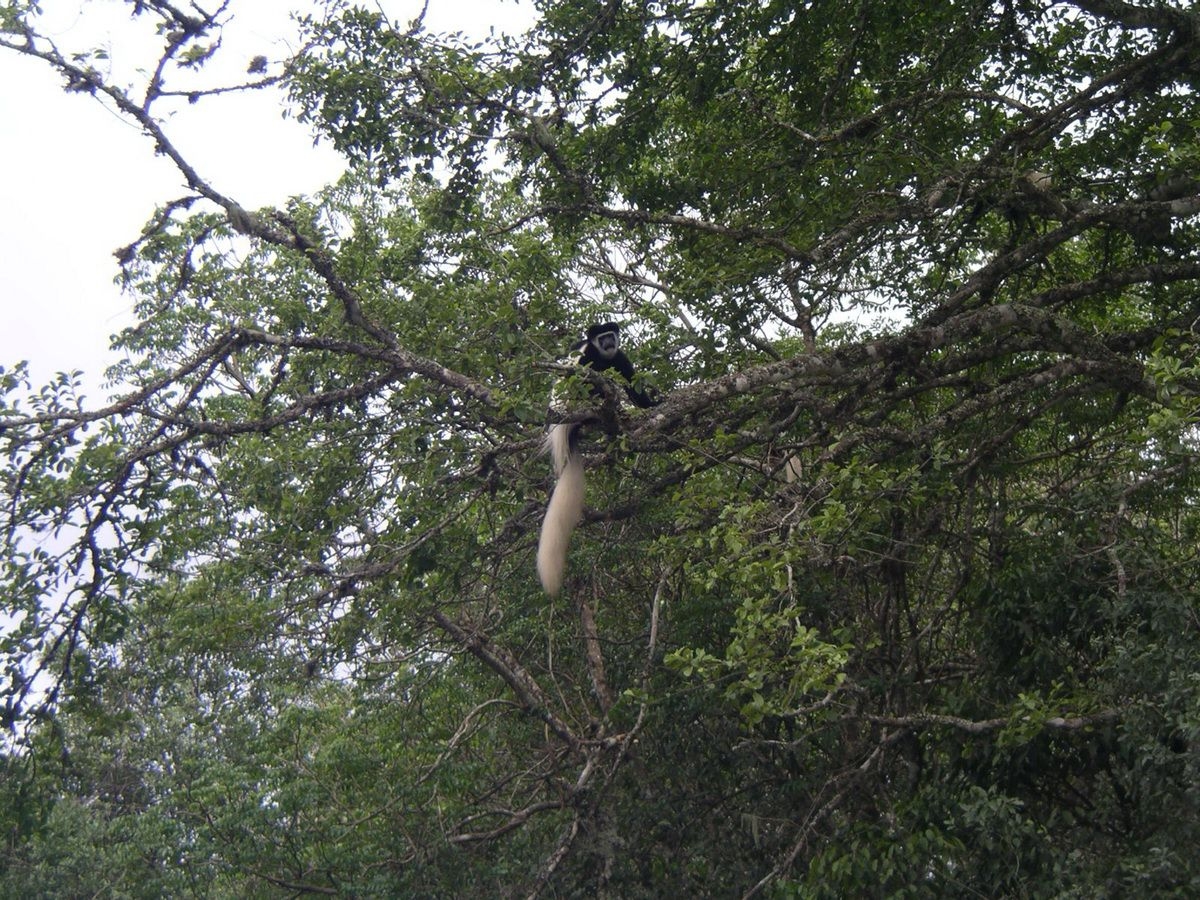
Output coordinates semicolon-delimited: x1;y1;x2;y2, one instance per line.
537;323;658;595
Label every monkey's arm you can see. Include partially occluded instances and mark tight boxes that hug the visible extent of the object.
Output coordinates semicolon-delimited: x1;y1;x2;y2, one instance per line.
612;351;660;408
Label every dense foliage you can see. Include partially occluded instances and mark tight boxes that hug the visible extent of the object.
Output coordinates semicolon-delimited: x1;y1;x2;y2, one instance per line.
3;0;1200;895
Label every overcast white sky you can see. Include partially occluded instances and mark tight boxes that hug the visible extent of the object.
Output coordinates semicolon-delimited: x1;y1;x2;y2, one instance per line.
0;0;532;399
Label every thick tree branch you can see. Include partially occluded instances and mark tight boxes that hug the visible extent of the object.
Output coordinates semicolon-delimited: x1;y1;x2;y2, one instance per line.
864;709;1122;735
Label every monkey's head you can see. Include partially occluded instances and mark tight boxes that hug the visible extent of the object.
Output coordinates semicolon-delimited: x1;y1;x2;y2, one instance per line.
586;322;620;360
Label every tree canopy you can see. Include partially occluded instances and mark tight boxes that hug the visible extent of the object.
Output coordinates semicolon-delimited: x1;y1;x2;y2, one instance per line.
3;0;1200;895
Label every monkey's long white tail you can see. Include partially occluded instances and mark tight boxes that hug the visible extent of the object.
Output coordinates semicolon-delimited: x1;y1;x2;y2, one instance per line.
537;424;584;596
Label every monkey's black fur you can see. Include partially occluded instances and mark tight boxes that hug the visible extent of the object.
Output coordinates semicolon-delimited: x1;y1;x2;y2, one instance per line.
537;322;657;595
574;322;659;410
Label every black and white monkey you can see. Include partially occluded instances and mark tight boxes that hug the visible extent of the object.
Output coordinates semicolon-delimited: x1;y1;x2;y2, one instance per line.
536;322;658;595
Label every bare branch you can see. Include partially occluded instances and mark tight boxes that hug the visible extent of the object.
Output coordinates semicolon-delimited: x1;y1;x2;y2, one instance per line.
431;609;582;753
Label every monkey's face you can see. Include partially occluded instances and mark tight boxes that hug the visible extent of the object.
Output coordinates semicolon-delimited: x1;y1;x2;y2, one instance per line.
592;330;619;360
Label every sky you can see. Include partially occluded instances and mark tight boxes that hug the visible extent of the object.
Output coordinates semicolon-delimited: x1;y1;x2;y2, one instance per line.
0;0;532;400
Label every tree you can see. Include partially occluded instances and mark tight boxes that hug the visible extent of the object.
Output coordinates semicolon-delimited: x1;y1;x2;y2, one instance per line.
3;0;1200;895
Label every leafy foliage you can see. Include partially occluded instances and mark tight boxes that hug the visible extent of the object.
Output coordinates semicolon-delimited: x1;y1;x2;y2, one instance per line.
4;0;1200;895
